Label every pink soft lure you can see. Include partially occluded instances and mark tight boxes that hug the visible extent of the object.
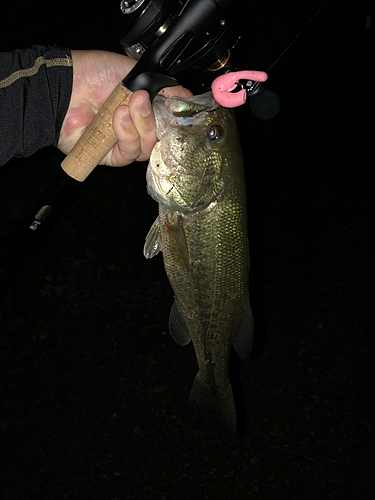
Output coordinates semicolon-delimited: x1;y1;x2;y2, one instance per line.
212;70;268;108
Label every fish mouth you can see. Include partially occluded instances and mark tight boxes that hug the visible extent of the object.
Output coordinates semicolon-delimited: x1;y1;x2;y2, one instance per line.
153;92;219;139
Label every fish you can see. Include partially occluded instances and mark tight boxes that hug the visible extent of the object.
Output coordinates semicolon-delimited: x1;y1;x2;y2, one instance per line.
143;91;254;436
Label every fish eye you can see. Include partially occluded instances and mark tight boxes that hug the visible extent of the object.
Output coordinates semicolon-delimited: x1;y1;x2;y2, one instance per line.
208;126;223;143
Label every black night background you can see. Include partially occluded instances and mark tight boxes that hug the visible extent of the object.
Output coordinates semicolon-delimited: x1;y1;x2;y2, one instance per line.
0;1;373;499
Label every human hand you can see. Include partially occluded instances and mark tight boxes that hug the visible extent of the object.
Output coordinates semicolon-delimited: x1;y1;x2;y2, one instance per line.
58;50;192;167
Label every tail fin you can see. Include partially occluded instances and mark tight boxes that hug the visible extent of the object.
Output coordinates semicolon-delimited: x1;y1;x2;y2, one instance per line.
188;373;237;437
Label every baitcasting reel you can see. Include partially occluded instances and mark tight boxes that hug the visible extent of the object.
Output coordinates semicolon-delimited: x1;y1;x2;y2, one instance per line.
119;0;238;74
118;0;281;119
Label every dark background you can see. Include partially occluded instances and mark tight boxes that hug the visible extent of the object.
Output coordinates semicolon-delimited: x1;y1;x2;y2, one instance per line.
1;1;373;499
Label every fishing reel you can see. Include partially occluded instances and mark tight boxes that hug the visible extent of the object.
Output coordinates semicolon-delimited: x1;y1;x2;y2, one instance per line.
119;0;237;74
118;0;281;119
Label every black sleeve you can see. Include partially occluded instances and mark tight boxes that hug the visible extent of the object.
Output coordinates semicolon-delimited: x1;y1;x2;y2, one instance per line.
0;45;73;167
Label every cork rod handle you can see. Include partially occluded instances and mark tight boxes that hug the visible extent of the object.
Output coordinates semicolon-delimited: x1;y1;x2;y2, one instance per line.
61;83;132;182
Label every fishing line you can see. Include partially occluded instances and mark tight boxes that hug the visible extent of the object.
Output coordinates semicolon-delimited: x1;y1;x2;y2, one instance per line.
266;0;330;73
218;0;332;117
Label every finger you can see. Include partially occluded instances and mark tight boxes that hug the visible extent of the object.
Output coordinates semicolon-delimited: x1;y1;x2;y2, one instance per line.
158;85;193;99
128;90;157;162
103;104;141;167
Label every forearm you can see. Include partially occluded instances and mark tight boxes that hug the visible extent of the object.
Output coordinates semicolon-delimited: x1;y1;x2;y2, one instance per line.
0;45;73;166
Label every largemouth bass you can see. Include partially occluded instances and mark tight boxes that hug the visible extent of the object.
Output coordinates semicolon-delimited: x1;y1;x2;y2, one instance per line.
144;92;254;436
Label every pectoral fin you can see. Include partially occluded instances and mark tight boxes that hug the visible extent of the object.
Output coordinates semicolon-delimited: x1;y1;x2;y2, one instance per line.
233;305;254;359
165;215;189;270
144;218;162;259
169;300;191;346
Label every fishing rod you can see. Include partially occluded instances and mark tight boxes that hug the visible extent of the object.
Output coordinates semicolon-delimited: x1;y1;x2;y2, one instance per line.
0;0;327;295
